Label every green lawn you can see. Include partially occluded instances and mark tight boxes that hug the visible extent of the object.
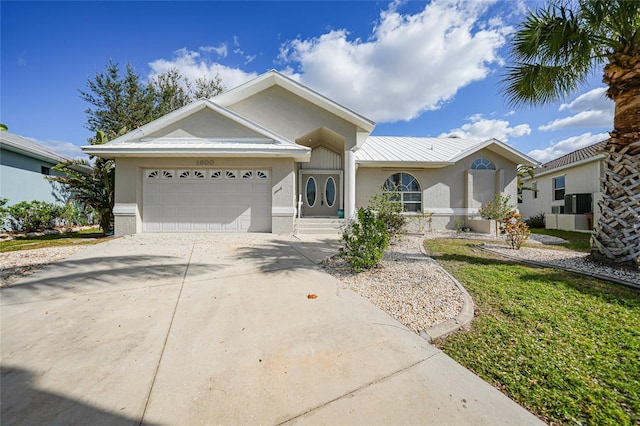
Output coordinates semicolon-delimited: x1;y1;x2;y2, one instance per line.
529;228;592;253
0;228;108;252
425;238;640;426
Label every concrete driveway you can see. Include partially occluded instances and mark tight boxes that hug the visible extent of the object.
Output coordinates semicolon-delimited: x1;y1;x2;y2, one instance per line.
1;234;542;425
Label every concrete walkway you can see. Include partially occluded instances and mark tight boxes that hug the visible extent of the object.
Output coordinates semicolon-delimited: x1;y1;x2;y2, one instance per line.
1;234;543;425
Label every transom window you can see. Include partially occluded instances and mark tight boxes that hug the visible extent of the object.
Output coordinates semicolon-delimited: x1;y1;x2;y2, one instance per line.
471;157;495;170
383;172;421;212
553;176;565;201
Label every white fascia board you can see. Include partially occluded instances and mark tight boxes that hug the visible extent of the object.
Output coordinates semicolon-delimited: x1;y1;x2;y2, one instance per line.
530;155;604;179
355;160;452;168
82;146;311;161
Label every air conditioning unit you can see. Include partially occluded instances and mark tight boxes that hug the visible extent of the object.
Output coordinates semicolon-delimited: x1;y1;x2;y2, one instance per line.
564;193;592;214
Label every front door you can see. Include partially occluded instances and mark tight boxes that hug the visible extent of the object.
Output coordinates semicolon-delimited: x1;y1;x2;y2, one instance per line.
301;173;340;217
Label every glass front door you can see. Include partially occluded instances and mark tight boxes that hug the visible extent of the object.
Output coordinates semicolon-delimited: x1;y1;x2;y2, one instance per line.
301;173;340;217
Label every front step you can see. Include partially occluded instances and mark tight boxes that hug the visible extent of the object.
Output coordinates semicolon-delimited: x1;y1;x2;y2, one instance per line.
296;218;346;235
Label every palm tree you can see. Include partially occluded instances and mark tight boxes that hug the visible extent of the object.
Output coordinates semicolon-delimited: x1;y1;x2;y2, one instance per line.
502;0;639;268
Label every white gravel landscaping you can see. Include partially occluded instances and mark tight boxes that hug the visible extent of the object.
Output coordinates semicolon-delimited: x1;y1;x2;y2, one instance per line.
322;235;464;333
481;244;640;285
0;246;83;287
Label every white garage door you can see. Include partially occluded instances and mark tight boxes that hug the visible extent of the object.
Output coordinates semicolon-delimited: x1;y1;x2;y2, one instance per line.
143;168;271;232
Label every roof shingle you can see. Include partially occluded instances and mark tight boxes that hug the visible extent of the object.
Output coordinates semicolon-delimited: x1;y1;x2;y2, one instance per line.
535;140;607;174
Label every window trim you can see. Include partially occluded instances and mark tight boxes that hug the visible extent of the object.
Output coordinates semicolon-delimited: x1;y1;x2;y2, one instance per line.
552;176;565;201
470;157;496;170
383;172;422;213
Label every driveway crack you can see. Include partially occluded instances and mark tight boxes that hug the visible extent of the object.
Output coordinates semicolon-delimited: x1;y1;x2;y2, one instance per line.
138;241;195;425
276;353;438;425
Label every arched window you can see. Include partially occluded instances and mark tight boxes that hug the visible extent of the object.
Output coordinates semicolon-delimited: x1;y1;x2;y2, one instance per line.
383;172;421;212
470;157;495;170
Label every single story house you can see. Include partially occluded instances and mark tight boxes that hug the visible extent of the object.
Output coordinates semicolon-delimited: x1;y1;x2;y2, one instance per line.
0;131;85;205
519;140;606;232
83;70;536;236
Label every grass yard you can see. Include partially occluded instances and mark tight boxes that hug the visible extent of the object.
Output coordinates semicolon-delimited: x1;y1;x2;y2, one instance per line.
425;239;640;426
0;228;108;252
529;228;592;253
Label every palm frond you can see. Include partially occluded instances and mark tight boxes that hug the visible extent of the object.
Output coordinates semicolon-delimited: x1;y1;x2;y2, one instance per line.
502;1;597;106
502;62;589;108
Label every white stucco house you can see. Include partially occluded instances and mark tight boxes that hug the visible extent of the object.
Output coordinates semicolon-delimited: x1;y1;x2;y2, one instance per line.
0;131;87;205
519;140;606;232
83;71;537;236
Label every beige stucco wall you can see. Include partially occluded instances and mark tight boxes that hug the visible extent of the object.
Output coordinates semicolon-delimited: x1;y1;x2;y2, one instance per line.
227;86;360;150
519;159;602;228
355;148;518;230
146;109;264;139
113;157;296;235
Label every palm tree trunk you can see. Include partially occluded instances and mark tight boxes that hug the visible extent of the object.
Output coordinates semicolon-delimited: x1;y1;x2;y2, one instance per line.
591;58;640;268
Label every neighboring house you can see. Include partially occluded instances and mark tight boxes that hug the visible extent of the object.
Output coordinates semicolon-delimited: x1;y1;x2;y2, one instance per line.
519;140;606;232
0;131;84;205
83;70;536;236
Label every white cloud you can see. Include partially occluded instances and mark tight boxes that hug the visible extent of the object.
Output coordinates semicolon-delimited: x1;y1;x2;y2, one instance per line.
279;0;511;122
199;44;228;58
539;87;613;131
33;138;86;160
148;48;258;92
527;132;609;163
439;114;531;141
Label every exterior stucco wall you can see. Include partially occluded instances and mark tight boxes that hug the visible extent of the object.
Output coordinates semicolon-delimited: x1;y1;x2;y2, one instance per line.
0;148;69;205
519;160;602;227
146;109;264;140
355;149;518;230
226;86;360;150
113;157;296;236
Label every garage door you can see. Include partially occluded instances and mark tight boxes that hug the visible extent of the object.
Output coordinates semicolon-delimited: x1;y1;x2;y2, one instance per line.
143;168;271;232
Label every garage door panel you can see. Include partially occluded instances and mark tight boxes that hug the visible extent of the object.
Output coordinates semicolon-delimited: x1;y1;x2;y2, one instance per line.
143;168;272;233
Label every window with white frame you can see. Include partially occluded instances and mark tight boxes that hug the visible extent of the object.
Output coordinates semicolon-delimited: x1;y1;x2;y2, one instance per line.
470;157;495;170
532;182;538;199
383;172;421;212
553;176;565;201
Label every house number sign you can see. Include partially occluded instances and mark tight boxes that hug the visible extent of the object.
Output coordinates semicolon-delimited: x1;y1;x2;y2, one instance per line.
196;159;215;166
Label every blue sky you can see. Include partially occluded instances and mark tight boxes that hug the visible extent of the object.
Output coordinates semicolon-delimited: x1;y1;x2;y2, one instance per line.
2;0;613;163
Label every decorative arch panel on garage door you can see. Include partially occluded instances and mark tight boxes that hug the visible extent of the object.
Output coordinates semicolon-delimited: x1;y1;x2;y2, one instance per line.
143;168;271;232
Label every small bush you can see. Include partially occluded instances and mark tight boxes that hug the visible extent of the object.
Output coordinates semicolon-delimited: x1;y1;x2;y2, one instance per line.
525;212;545;228
5;200;64;232
341;207;389;272
504;210;530;249
369;187;405;237
479;194;515;237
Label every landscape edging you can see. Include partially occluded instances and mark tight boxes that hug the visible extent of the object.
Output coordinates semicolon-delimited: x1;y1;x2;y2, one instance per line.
417;237;475;342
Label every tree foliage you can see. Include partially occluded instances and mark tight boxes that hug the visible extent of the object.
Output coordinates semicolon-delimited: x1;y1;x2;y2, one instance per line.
55;62;224;235
479;194;515;237
502;0;640;267
80;60;224;137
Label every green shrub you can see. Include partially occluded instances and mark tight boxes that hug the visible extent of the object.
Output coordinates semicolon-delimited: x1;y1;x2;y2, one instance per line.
525;212;545;228
5;200;64;232
369;186;405;237
0;198;8;230
341;207;389;272
479;194;515;237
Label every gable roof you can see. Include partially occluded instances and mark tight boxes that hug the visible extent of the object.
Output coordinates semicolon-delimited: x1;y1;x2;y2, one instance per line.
213;70;376;134
82;99;311;160
355;136;537;167
1;131;75;164
533;140;607;177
